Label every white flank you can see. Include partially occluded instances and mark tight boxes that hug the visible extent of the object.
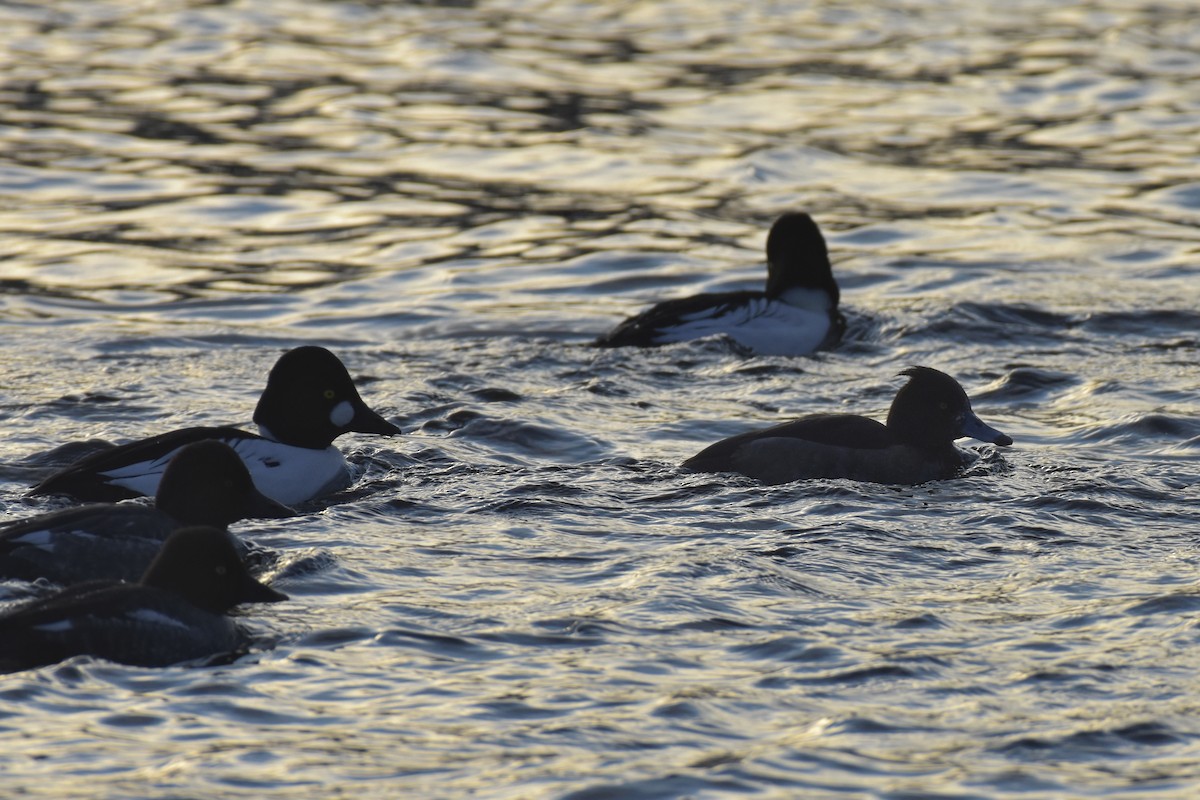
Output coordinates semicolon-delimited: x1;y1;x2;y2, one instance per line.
101;449;179;498
102;436;350;505
229;438;350;506
654;291;832;356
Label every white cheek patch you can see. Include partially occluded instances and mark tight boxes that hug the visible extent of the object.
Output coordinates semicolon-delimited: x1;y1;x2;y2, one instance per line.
329;400;355;428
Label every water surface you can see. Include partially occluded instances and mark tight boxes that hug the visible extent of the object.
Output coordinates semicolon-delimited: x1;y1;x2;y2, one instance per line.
1;0;1199;797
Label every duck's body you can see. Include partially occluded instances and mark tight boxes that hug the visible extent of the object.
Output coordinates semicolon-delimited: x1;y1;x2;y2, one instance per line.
595;213;844;355
2;440;292;584
683;367;1012;485
35;426;353;506
0;579;246;670
0;505;177;585
0;526;288;672
32;346;400;505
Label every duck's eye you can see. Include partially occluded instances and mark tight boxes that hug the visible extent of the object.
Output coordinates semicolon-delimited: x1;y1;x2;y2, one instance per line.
323;389;336;399
938;401;949;410
215;565;228;576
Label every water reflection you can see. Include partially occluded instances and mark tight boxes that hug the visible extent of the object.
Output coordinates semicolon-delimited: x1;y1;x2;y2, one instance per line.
1;0;1199;797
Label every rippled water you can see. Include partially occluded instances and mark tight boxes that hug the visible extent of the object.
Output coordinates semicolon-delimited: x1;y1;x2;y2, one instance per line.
1;0;1199;797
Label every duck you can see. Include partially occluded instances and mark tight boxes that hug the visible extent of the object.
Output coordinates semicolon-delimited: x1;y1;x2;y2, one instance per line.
682;366;1012;485
32;345;401;506
2;440;293;585
593;212;844;355
0;526;288;672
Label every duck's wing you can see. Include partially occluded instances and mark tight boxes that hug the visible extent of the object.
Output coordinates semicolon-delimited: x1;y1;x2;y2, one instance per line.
31;427;262;502
0;505;170;547
594;290;762;347
0;584;235;672
0;505;175;583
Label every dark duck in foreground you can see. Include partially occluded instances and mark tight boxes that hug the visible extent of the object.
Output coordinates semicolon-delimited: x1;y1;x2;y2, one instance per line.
682;366;1012;485
594;212;844;355
0;526;288;673
2;440;293;585
32;346;401;506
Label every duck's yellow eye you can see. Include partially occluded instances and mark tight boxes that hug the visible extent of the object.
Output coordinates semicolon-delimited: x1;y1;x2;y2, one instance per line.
323;389;336;399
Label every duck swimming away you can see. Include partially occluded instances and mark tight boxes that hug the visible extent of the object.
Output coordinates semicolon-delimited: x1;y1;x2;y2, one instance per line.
594;212;844;355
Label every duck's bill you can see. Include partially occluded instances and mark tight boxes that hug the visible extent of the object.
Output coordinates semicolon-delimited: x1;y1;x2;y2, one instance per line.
245;489;296;519
349;403;402;436
960;412;1013;447
239;575;289;604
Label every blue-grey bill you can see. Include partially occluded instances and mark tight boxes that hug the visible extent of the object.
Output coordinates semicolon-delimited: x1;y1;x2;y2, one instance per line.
960;412;1013;446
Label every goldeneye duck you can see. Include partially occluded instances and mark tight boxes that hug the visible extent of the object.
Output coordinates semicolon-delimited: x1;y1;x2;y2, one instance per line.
2;440;293;585
682;366;1013;485
32;346;401;506
0;526;287;673
594;212;844;355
